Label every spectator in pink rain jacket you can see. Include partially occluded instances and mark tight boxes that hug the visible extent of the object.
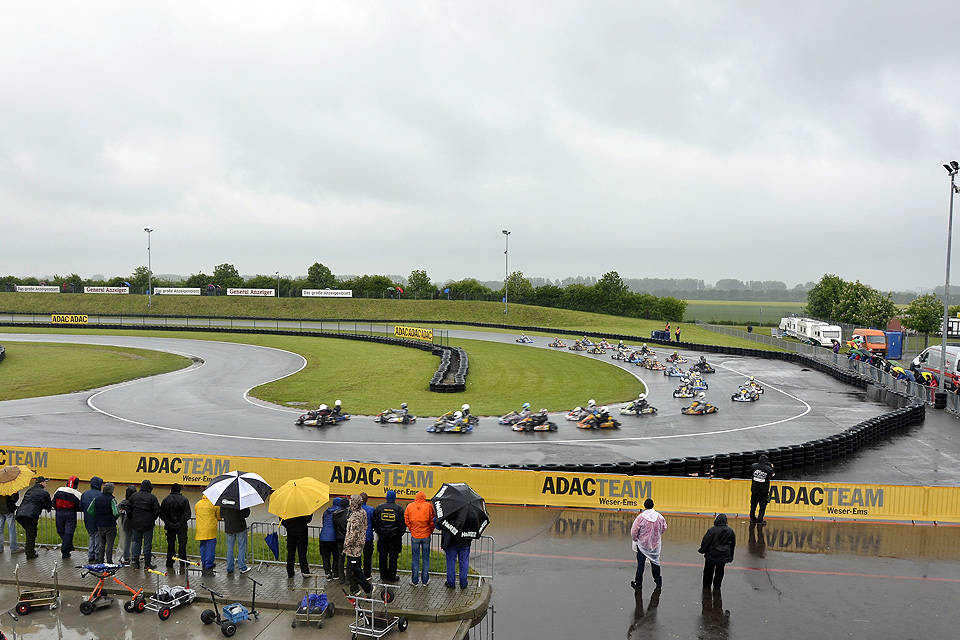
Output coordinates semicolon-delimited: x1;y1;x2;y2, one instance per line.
630;499;667;589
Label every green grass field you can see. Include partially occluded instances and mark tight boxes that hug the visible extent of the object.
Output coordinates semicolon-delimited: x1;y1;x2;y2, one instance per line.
0;342;192;401
682;300;805;324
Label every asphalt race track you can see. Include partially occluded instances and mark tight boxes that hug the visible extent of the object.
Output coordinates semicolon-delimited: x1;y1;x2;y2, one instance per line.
0;331;891;467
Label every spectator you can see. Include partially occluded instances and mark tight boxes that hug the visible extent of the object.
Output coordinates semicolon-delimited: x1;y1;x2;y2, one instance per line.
52;476;82;559
749;454;775;525
159;484;191;567
195;495;220;570
281;512;313;578
359;492;375;579
404;490;435;586
116;485;136;563
128;480;161;570
0;490;20;554
87;482;119;564
343;494;372;596
440;526;473;590
319;497;341;580
79;476;103;563
698;514;736;591
675;326;681;342
630;498;666;589
16;476;52;559
223;505;251;574
332;498;350;583
373;490;405;583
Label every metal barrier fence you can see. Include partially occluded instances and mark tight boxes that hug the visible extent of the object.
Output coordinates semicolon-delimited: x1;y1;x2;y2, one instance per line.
19;515;495;581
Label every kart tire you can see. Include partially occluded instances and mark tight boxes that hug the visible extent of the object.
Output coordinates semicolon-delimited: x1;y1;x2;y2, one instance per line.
399;617;409;632
549;422;558;431
124;600;135;613
221;621;237;637
201;609;217;625
16;602;30;616
135;597;147;613
80;600;95;616
295;418;304;425
159;606;171;621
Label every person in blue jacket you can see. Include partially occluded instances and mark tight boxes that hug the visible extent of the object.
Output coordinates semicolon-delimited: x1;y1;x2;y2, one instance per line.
360;493;375;579
319;497;340;580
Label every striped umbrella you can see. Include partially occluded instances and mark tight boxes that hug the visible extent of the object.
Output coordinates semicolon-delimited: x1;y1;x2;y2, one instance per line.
203;471;272;510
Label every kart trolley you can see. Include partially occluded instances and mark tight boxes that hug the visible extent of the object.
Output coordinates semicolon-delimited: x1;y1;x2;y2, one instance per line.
76;563;145;615
347;584;408;639
13;563;59;617
199;575;261;637
143;563;198;621
291;575;334;629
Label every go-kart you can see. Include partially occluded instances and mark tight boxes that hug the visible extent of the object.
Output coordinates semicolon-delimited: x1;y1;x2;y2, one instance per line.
611;349;633;361
580;338;595;347
549;339;567;348
569;342;587;351
597;340;613;350
587;346;606;354
681;402;719;415
373;409;416;424
576;414;621;429
665;353;687;364
619;400;658;416
426;414;475;433
742;380;764;394
512;412;558;432
516;336;534;344
296;410;350;427
565;407;592;421
731;387;760;402
692;360;716;374
687;375;708;391
638;346;656;357
642;358;666;371
626;352;644;364
499;411;529;425
673;385;696;399
664;365;685;377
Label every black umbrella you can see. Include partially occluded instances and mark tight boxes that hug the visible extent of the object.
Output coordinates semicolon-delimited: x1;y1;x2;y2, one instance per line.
431;482;490;538
203;470;272;510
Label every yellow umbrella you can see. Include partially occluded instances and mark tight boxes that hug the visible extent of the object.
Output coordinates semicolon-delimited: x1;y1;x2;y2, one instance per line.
268;477;330;519
0;465;37;494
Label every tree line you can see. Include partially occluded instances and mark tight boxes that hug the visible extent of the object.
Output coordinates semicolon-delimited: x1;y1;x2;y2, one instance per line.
2;264;687;322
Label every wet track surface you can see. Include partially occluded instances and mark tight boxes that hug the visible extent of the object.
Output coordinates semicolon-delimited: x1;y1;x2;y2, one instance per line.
3;330;960;638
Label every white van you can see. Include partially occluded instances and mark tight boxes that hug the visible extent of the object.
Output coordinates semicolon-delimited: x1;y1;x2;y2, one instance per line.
912;346;960;390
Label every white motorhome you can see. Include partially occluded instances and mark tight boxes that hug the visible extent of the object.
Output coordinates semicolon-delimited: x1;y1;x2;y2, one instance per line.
780;317;842;347
912;346;960;390
811;324;842;348
779;317;800;338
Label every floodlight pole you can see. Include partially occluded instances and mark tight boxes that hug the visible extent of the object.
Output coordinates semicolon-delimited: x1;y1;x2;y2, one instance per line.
940;162;959;398
144;228;153;308
502;229;511;314
276;271;280;298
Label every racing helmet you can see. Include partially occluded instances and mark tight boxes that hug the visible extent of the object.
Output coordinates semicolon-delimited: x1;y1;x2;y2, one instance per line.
749;376;755;381
638;393;646;401
540;408;548;414
401;402;408;409
462;403;470;411
318;404;328;411
698;392;705;400
522;402;530;409
454;411;463;419
601;406;608;413
588;399;596;407
643;343;647;348
335;399;342;407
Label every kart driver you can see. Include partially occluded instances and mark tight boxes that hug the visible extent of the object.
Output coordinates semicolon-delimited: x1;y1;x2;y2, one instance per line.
595;405;610;425
689;392;709;413
332;399;343;415
517;402;532;421
396;402;409;419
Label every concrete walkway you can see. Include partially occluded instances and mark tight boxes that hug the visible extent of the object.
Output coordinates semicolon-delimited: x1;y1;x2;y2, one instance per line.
0;544;489;634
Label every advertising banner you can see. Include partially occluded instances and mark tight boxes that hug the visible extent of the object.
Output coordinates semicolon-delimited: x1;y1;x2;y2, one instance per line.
302;289;353;297
394;325;434;341
51;314;88;324
226;288;276;297
5;446;960;523
84;286;129;294
155;287;202;296
15;286;59;293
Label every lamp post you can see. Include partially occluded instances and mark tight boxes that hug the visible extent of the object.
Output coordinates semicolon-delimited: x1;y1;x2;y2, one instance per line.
276;271;280;298
144;228;153;308
939;161;960;401
502;229;511;314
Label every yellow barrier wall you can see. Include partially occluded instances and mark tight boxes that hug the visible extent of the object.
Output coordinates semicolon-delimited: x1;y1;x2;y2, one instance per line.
4;445;959;523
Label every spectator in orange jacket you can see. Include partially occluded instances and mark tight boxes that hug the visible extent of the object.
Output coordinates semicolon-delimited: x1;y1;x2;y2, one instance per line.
403;491;435;586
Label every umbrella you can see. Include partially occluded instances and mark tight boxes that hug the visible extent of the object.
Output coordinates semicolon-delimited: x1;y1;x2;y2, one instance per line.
203;471;272;510
264;531;280;560
268;477;330;520
0;465;36;494
431;482;490;539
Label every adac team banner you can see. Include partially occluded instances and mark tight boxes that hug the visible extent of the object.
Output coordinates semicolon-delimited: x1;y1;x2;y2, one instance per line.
227;288;276;297
394;325;434;341
51;314;88;324
5;446;960;523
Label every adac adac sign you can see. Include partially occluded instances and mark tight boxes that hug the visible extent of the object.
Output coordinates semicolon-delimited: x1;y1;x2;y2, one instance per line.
394;325;434;341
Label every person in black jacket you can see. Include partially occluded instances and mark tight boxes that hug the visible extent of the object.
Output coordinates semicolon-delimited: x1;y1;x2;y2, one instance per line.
1;490;20;553
15;477;52;559
222;505;251;574
79;476;103;563
698;513;736;591
749;455;775;524
281;514;313;578
128;480;161;569
87;482;120;563
332;500;350;583
372;490;405;582
117;485;137;563
159;484;191;567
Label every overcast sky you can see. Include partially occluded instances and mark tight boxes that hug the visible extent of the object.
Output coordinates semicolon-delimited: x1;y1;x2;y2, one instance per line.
2;2;958;292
